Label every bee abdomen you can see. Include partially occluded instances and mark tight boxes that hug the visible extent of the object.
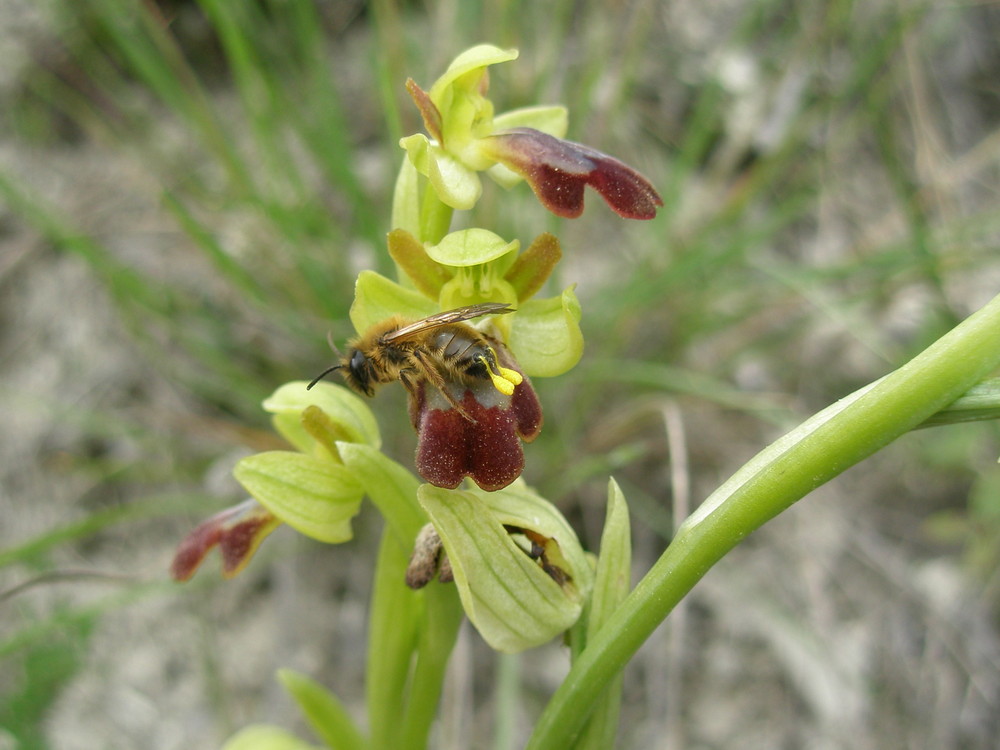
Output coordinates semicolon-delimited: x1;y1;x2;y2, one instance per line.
434;328;494;380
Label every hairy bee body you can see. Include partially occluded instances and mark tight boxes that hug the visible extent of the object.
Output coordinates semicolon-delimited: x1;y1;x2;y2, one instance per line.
309;303;519;419
344;319;501;396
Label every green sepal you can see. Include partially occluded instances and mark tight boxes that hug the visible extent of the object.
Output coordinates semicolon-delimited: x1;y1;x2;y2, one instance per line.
508;285;584;377
264;381;381;455
503;232;562;302
221;725;320;750
233;451;362;544
350;270;438;334
492;105;568;138
387;228;453;298
277;670;366;750
428;44;518;107
418;483;590;653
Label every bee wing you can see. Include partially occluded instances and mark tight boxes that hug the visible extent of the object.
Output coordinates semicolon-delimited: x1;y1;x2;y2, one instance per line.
384;303;514;342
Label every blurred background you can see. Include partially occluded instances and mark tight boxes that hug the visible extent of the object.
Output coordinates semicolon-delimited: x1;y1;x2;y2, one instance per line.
2;1;1000;748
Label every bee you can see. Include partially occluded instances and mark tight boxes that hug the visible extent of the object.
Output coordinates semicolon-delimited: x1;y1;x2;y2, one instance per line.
307;303;524;420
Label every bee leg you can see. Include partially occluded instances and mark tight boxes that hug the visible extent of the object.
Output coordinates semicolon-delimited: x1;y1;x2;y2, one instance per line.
410;350;477;422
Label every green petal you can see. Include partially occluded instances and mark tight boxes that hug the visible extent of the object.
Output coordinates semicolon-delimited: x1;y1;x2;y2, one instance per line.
485;162;523;189
429;45;519;104
418;484;586;653
234;451;362;543
222;725;321;750
503;232;562;302
426;228;519;267
493;105;568;138
508;285;584;377
350;270;438;334
264;381;381;454
387;228;453;297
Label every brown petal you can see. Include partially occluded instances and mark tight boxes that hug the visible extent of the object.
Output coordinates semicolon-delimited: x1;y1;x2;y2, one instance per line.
406;78;444;143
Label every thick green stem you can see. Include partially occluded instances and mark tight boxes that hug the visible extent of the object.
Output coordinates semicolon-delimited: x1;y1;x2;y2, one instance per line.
527;291;1000;750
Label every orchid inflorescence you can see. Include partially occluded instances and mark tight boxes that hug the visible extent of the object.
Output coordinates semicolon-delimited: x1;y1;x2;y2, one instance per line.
172;44;659;659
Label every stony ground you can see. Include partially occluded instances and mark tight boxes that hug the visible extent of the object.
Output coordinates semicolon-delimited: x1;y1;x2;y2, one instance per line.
2;2;1000;749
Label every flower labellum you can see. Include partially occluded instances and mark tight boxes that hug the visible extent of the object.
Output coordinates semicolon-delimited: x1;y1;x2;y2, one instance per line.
408;341;542;491
170;499;281;581
479;128;663;219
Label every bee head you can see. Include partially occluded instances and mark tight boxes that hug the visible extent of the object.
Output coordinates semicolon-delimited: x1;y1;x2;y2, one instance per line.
342;348;376;397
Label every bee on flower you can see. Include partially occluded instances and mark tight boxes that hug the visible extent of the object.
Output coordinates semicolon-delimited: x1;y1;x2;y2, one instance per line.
308;303;542;491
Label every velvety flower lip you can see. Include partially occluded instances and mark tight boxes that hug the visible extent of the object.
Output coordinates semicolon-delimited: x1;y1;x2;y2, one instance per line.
480;127;663;219
170;499;280;581
409;354;543;492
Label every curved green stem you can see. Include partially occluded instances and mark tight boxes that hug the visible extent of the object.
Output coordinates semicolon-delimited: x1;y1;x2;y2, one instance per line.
527;291;1000;750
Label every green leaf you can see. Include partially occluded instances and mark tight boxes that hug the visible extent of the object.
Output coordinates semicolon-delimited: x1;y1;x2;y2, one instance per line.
221;725;320;750
471;481;593;602
350;270;438;334
508;286;584;377
586;479;632;638
233;452;362;543
278;670;367;750
337;442;425;547
425;228;519;267
399;582;464;749
918;377;1000;427
575;479;631;750
367;530;421;750
418;484;587;653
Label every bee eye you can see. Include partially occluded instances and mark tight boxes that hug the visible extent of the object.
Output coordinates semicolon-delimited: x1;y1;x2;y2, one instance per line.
350;349;368;375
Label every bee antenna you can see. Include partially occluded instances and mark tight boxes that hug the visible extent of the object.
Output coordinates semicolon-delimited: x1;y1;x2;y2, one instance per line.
307;364;343;390
326;330;345;359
